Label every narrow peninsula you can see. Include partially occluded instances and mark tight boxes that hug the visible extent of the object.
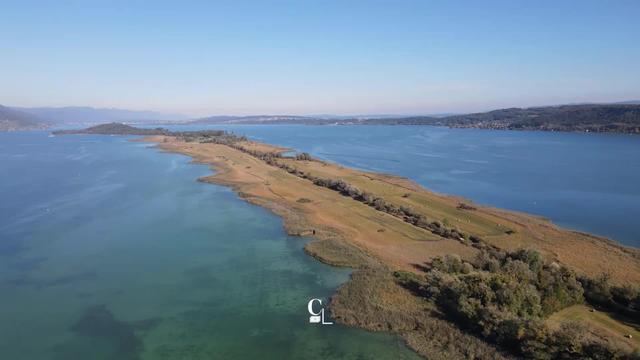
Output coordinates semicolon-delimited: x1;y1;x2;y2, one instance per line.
58;124;640;359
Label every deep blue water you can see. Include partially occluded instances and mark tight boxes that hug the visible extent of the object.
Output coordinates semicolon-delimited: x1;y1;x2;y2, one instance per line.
0;131;418;360
197;125;638;248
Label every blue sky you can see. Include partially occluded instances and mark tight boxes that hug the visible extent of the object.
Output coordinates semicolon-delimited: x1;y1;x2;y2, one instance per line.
2;0;639;116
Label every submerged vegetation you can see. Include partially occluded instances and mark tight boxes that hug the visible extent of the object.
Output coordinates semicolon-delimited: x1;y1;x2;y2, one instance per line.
65;305;143;360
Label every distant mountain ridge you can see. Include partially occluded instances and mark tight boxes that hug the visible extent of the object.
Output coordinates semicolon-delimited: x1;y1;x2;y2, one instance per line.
191;104;640;134
0;105;49;131
355;104;640;134
13;106;188;125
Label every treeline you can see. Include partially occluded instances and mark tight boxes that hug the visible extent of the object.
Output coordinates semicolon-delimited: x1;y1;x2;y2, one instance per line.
178;130;246;144
396;249;639;359
308;177;476;242
214;136;495;246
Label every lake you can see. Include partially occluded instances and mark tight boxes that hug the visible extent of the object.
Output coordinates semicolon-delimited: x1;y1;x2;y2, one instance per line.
0;131;419;359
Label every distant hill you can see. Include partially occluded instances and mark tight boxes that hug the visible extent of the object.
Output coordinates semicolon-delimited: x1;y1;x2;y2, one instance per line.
0;105;49;131
14;106;188;125
354;104;640;134
52;122;171;136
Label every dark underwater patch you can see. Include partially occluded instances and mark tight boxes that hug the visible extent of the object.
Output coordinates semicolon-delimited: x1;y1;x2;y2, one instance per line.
68;304;142;360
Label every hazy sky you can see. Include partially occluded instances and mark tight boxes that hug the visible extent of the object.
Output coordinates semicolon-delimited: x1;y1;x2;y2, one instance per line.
2;0;639;116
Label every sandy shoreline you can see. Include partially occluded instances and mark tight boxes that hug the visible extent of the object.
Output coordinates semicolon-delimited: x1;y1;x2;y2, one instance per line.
142;134;640;358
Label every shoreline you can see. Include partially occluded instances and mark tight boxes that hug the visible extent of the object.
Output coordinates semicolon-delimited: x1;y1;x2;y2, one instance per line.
138;134;640;358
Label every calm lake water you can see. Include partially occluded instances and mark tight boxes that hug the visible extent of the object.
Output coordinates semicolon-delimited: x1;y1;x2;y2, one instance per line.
0;132;419;360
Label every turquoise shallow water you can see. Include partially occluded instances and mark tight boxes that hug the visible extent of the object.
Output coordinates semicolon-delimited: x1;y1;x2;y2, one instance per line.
0;132;419;359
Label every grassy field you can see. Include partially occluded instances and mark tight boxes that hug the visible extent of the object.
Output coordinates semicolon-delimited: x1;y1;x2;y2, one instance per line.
547;304;640;353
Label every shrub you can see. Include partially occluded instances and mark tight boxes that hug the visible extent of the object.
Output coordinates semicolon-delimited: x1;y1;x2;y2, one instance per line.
295;152;313;161
580;274;640;323
399;249;603;358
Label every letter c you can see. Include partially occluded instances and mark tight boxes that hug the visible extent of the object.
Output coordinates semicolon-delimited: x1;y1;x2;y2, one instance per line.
308;298;322;316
